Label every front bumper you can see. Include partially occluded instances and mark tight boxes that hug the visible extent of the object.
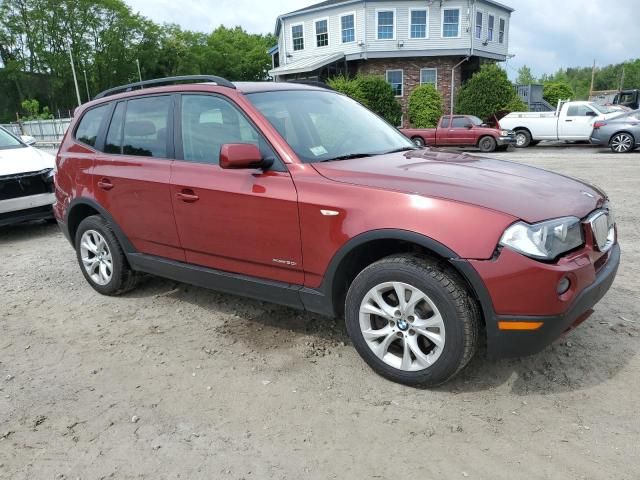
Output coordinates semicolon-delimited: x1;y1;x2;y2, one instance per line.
497;135;517;146
0;193;55;226
484;243;620;358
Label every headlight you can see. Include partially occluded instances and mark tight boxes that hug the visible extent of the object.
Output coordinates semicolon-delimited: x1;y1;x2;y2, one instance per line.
500;130;509;136
500;217;584;261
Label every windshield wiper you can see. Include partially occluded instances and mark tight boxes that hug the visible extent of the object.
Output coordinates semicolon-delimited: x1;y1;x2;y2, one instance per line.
380;146;418;154
319;153;375;162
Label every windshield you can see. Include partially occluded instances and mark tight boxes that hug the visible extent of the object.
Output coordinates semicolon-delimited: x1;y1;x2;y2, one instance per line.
592;103;618;114
0;127;25;150
467;116;483;125
247;90;414;163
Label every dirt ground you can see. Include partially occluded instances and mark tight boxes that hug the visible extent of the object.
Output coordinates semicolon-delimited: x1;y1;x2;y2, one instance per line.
1;145;638;480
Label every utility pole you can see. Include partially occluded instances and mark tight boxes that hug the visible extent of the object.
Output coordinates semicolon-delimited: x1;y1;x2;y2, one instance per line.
67;42;82;106
83;68;90;101
589;60;596;97
619;66;626;92
136;58;143;83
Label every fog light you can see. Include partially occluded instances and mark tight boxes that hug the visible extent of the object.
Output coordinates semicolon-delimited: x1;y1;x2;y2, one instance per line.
557;277;571;295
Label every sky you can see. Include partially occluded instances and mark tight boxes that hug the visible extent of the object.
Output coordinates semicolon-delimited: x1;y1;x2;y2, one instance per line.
125;0;638;79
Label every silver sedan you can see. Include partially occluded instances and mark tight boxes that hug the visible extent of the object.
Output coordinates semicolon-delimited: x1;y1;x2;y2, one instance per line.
590;110;640;153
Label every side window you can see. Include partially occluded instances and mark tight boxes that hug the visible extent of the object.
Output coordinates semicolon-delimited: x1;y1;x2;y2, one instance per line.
567;105;593;117
105;102;125;154
75;104;108;148
180;95;268;165
440;117;450;128
451;117;468;128
122;96;171;158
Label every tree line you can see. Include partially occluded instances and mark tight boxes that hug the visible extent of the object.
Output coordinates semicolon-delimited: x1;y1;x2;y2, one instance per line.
0;0;275;122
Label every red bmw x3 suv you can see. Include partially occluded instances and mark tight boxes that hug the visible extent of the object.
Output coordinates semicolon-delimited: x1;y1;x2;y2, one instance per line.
54;76;620;386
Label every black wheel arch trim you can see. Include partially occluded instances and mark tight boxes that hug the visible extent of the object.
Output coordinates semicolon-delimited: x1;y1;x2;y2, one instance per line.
63;197;137;253
312;228;496;320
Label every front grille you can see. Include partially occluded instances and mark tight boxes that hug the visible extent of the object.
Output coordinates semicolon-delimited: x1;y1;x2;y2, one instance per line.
0;169;53;201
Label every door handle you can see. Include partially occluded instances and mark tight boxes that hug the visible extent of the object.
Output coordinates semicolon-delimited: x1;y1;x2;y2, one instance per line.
565;119;573;122
97;178;114;190
176;189;199;203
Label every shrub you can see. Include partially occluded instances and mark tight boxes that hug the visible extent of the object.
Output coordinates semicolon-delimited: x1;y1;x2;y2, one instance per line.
543;82;574;107
328;74;402;126
455;63;525;119
20;98;54;120
408;84;443;128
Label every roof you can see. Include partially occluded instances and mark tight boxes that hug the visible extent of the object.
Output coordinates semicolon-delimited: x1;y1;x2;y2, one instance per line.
269;52;345;77
234;81;327;93
275;0;514;33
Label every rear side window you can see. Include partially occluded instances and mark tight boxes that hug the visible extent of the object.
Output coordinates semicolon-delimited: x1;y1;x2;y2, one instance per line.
180;95;267;165
75;105;108;147
105;102;125;154
440;117;450;128
122;96;171;158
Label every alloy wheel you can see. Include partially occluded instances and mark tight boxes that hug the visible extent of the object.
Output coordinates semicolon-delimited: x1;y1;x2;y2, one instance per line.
359;282;446;371
611;133;633;153
80;230;113;286
515;133;527;147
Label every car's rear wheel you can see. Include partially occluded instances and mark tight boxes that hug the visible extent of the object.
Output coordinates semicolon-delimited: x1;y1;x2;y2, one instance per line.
514;130;532;148
412;136;425;147
478;136;497;153
610;133;635;153
345;254;479;387
75;215;137;295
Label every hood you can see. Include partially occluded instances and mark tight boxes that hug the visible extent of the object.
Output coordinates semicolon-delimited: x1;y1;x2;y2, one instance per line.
312;149;605;223
0;146;55;177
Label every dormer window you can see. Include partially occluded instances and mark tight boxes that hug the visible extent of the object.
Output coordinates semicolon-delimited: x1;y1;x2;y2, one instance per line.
316;19;329;47
377;10;395;40
292;24;304;51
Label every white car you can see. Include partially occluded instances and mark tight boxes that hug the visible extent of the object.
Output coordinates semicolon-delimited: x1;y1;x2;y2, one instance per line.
499;101;621;147
0;126;56;226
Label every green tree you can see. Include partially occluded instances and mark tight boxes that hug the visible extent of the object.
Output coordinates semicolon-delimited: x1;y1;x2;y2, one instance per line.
408;84;443;128
455;64;526;118
326;75;368;106
515;65;536;85
543;82;575;106
357;75;402;126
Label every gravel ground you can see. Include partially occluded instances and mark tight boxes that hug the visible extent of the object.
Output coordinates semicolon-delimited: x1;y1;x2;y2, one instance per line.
1;145;638;480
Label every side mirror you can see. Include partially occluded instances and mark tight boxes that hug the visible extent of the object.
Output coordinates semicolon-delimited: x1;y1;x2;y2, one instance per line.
465;124;474;129
585;111;598;117
21;135;36;146
220;143;265;169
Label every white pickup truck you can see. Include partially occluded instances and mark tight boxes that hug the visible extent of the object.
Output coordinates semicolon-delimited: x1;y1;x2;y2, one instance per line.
499;101;621;148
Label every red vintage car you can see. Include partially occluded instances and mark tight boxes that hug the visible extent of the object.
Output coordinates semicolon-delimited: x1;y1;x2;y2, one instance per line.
401;115;516;152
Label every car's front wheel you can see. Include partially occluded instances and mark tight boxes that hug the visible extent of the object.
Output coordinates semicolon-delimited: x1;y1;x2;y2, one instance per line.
478;136;497;153
345;254;479;387
610;132;635;153
514;130;532;148
75;215;138;295
412;136;425;147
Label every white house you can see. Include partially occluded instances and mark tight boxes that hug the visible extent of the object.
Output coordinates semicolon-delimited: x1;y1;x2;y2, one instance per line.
269;0;514;123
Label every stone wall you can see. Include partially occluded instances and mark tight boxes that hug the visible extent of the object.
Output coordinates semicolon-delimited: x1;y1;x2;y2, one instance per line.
357;56;465;127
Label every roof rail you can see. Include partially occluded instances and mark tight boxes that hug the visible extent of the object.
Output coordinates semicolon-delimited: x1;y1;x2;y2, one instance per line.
94;75;236;99
286;79;334;91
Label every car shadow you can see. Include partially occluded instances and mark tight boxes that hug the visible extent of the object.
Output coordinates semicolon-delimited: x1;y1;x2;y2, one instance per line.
126;275;634;395
0;220;60;244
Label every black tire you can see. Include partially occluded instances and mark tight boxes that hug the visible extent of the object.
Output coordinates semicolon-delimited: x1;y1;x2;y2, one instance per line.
610;132;635;153
412;136;425;147
514;129;532;148
495;145;510;152
478;136;497;153
74;215;137;295
345;254;479;387
530;140;541;147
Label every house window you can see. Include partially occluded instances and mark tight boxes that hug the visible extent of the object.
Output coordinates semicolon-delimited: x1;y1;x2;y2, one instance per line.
420;68;437;88
341;14;355;43
315;19;328;47
475;11;483;39
410;9;428;39
377;10;394;40
292;24;304;51
499;18;506;44
442;8;460;38
386;70;403;97
488;15;495;41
